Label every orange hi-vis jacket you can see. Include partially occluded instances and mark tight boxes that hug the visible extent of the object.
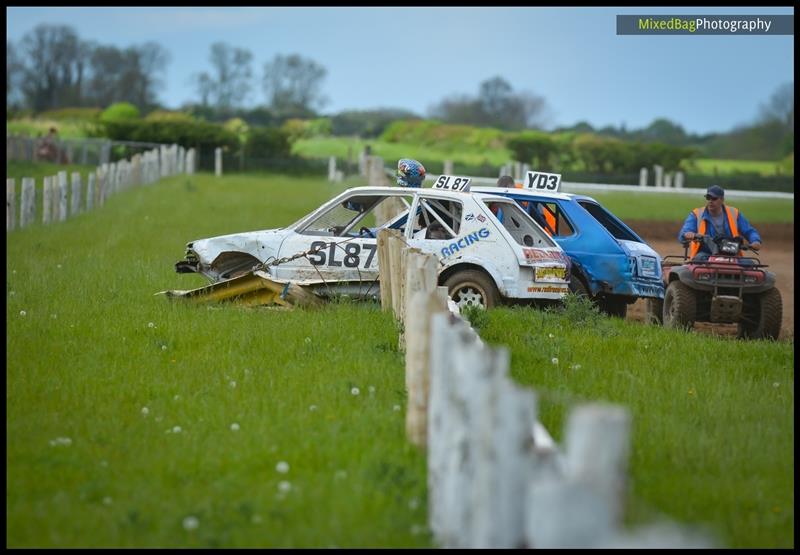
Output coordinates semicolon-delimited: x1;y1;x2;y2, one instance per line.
689;206;739;258
511;182;556;235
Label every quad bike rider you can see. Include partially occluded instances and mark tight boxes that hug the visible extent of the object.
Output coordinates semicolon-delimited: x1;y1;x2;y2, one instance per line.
646;185;782;340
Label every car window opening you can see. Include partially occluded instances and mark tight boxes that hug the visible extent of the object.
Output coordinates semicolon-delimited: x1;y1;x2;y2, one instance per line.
578;200;640;242
484;200;557;248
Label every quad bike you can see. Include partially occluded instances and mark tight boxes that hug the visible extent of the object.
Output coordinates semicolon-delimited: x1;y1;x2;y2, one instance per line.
645;234;782;340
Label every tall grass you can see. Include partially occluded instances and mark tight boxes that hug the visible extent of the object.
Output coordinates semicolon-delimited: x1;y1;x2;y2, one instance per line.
7;171;793;547
479;298;793;548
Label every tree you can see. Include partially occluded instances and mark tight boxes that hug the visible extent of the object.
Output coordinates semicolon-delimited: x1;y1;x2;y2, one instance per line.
428;76;548;131
262;53;328;117
6;41;24;107
193;42;254;110
759;82;793;129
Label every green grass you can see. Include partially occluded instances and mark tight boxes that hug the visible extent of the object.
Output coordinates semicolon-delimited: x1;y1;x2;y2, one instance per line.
576;191;794;224
472;299;793;548
6;117;97;139
293;136;512;167
7;169;794;547
692;158;790;177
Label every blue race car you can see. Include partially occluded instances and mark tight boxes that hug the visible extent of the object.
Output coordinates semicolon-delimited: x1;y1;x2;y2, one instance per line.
473;175;664;318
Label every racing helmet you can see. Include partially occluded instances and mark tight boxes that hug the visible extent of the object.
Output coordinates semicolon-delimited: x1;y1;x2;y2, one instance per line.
396;158;426;188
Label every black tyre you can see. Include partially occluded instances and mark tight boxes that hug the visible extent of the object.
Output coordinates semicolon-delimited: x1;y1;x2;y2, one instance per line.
738;288;782;340
568;272;589;297
663;280;696;330
598;296;628;318
645;298;664;325
444;269;500;310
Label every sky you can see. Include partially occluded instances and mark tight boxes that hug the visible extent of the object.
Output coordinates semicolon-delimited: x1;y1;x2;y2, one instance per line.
6;6;795;135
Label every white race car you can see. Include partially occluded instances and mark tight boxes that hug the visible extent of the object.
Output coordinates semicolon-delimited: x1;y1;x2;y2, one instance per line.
174;177;571;309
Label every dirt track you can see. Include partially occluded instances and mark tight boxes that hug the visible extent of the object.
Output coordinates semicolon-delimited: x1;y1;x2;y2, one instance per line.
625;221;794;341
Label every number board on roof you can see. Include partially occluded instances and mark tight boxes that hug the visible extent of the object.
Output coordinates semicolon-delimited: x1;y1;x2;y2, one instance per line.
524;171;562;192
432;175;471;192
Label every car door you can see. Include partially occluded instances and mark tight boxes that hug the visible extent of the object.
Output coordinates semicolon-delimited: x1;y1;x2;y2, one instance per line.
274;192;412;283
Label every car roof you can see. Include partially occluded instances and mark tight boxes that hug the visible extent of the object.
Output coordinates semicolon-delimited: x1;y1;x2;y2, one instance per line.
339;185;512;203
471;186;591;202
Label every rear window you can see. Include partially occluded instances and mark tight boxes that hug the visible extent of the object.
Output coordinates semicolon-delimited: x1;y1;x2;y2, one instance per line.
577;200;640;242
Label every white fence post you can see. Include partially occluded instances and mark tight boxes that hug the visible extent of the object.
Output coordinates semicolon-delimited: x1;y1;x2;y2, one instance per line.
187;148;196;175
20;177;35;228
70;172;82;216
639;167;648;187
7;178;15;231
675;171;684;189
653;164;664;188
58;171;68;222
86;173;95;212
443;160;454;175
664;172;673;189
328;156;337;182
42;176;52;224
215;147;222;177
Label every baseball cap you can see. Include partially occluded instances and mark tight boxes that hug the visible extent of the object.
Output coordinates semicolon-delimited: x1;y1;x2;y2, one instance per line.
706;185;725;198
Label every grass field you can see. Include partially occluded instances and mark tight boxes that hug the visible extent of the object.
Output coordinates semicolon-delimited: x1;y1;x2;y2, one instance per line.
691;158;790;177
6;170;794;547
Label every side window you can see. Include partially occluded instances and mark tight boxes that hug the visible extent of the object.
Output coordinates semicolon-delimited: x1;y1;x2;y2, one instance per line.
484;200;557;248
411;198;462;240
577;200;639;242
299;195;411;237
517;200;575;238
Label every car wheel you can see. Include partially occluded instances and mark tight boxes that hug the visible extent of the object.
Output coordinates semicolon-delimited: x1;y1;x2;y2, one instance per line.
738;288;782;340
645;298;664;325
444;269;499;310
663;281;696;330
568;272;589;297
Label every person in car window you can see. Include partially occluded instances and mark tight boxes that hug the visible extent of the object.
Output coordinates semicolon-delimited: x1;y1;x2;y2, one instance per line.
678;185;762;260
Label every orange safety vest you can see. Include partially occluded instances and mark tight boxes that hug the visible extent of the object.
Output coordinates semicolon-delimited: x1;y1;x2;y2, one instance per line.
511;183;555;236
689;205;739;258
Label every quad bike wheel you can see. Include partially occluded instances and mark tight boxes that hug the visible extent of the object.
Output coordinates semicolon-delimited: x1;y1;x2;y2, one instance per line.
663;281;696;330
444;269;499;310
738;288;783;340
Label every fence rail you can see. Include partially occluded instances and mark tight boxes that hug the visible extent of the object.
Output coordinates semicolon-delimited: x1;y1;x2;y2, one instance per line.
369;150;717;548
6;143;196;232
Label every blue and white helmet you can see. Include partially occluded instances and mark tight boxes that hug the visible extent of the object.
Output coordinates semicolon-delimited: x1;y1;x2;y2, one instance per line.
397;158;426;188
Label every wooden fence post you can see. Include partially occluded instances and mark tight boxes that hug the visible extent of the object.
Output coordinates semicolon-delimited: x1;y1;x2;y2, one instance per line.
639;167;648;187
20;177;35;228
42;176;52;224
377;228;401;311
7;178;16;231
328;156;336;182
86;173;95;211
70;172;82;216
405;285;447;448
387;234;404;319
58;171;68;221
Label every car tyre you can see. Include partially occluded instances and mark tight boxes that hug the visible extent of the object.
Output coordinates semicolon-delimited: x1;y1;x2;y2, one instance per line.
663;280;696;330
568;272;589;297
738;288;782;340
444;269;499;310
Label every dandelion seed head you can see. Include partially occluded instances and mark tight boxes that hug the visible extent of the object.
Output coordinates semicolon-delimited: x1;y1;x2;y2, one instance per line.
229;380;237;388
161;345;167;351
148;322;155;328
551;357;559;365
51;313;57;319
276;461;290;474
57;264;62;269
19;310;26;317
548;333;554;339
304;337;311;344
172;426;182;434
182;515;199;531
393;405;401;412
141;406;149;416
351;387;360;396
368;386;376;394
309;404;318;412
9;290;15;296
773;382;780;388
277;480;292;493
230;422;240;431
